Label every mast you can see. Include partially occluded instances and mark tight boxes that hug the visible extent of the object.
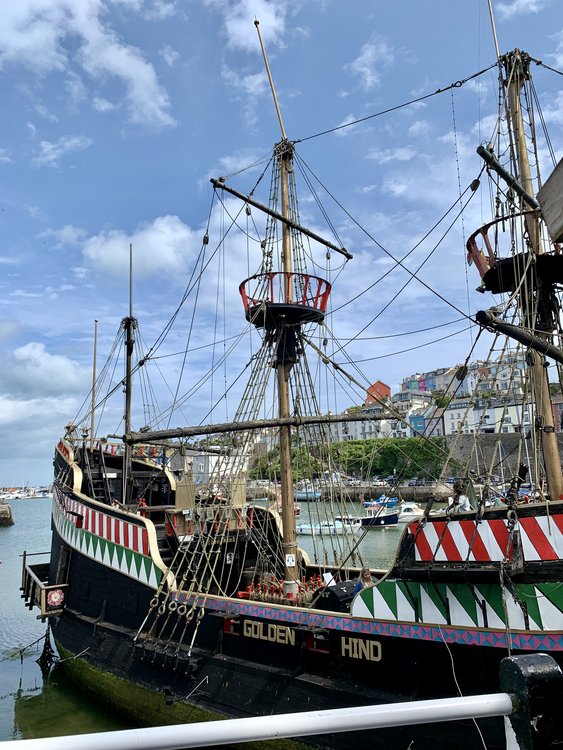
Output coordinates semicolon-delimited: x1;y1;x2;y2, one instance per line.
255;19;298;596
90;319;98;451
503;51;563;501
123;243;136;505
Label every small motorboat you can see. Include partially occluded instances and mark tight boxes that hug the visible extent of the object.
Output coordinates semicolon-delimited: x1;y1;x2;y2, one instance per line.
398;502;424;522
296;519;361;536
362;494;399;509
336;507;399;528
293;485;322;501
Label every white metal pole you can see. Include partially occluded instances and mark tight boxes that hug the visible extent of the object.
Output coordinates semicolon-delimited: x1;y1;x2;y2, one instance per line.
0;694;515;750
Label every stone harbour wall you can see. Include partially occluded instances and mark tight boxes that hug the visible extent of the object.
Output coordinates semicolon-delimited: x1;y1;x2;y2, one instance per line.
0;503;14;526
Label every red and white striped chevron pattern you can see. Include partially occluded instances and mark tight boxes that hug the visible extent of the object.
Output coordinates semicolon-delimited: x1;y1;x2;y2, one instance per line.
59;491;149;556
410;512;563;563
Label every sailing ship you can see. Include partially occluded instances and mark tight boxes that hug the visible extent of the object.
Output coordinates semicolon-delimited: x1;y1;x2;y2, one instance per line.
21;23;562;750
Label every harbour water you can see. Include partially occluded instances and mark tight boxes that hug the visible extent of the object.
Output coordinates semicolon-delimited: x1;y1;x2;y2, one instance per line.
0;498;133;742
0;497;404;742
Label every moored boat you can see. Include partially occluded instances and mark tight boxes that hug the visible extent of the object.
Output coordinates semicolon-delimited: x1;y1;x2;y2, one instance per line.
296;519;362;536
397;502;424;522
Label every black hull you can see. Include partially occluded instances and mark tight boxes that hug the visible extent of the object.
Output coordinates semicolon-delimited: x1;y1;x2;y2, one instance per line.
53;609;506;750
48;530;512;750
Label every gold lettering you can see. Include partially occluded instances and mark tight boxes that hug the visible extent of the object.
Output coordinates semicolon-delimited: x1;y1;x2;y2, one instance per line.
341;637;382;662
242;621;296;646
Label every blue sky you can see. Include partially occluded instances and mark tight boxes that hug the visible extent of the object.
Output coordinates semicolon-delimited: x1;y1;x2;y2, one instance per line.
0;0;562;486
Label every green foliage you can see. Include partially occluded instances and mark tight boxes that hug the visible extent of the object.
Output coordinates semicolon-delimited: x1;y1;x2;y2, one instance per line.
250;444;323;481
331;437;450;479
250;436;451;481
434;395;450;408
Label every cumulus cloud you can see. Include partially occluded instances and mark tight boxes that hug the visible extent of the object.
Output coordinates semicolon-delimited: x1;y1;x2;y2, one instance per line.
40;224;88;247
344;35;394;91
205;0;288;52
32;134;93;167
497;0;550;18
0;342;89;397
0;0;175;128
82;214;199;278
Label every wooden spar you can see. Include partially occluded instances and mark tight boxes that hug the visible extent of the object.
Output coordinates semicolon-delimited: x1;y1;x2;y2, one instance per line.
254;19;299;595
504;51;563;501
210;179;352;260
90;319;98;451
122;411;395;445
476;310;563;365
255;19;286;141
123;243;135;505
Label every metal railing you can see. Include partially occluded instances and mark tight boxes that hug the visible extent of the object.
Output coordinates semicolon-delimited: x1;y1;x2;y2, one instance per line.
0;693;514;750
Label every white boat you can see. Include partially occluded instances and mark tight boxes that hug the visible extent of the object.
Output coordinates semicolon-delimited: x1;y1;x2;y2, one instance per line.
293;486;321;501
296;519;361;536
398;502;424;522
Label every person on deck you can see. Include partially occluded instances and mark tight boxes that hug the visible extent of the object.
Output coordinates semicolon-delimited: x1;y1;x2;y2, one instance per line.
353;568;374;594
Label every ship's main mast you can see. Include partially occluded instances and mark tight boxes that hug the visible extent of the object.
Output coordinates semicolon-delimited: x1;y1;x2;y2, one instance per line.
473;50;563;501
256;20;301;595
504;51;563;501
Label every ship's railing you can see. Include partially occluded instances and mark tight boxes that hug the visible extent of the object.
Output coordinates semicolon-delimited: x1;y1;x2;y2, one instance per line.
20;551;68;620
239;271;331;313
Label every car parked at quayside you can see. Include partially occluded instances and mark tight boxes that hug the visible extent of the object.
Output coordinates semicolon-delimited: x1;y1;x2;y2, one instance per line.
371;477;386;486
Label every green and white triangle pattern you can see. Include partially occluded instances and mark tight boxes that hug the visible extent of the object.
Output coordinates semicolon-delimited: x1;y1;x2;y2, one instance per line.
52;500;161;589
352;578;562;634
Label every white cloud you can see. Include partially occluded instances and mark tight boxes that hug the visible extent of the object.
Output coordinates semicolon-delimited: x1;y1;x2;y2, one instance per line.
160;44;179;66
23;203;46;220
0;320;22;340
408;120;431;138
205;0;288;52
41;224;88;246
367;146;417;163
0;0;175;128
220;65;269;129
32;134;93;167
0;148;12;163
541;90;563;127
144;1;177;20
222;66;267;97
82;214;199;278
65;71;87;104
344;36;394;91
0;342;89;398
333;114;360;138
92;96;115;112
35;103;59;122
382;177;408;197
497;0;550;18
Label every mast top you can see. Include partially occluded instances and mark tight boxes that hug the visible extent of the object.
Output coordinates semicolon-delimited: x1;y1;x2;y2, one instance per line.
255;19;287;141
